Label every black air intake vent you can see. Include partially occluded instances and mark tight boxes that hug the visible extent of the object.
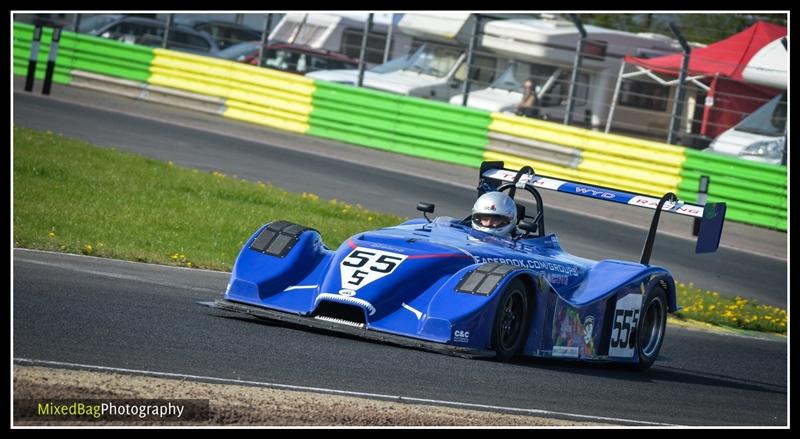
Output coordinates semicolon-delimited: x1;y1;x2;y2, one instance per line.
312;302;367;328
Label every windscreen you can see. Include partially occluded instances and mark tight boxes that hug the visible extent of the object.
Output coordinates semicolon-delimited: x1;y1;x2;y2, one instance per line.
404;45;462;78
78;15;119;34
735;92;787;137
490;63;522;92
214;41;260;60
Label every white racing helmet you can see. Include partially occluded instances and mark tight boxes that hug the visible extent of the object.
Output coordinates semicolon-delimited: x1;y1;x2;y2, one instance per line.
471;191;517;237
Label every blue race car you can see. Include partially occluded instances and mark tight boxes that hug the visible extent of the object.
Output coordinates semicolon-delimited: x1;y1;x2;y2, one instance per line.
201;161;726;369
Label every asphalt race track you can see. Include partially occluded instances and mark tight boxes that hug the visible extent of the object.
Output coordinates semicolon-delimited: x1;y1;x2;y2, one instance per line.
13;90;787;307
12;86;788;426
13;250;786;425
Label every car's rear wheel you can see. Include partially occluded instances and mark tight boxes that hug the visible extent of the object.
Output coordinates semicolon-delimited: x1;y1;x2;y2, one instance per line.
491;279;530;362
634;287;668;370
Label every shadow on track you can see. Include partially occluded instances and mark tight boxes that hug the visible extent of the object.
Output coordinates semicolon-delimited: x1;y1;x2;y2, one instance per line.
203;308;784;396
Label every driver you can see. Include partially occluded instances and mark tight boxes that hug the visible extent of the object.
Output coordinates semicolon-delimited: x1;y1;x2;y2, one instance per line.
471;191;517;238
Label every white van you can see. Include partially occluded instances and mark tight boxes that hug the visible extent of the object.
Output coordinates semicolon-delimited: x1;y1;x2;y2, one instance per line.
308;14;478;101
449;18;687;129
704;38;787;165
268;13;411;66
448;61;568;118
705;91;786;164
308;43;466;100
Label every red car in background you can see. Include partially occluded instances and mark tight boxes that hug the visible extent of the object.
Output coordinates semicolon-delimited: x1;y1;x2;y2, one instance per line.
213;41;359;74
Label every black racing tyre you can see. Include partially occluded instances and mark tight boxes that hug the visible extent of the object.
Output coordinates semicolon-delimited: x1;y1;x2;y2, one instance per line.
491;279;530;362
634;287;668;370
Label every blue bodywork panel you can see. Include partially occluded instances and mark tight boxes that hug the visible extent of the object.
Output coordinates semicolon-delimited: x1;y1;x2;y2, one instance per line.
222;216;677;364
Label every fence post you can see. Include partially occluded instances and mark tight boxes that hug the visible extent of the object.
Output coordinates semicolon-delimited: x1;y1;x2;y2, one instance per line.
257;13;273;67
357;13;373;87
605;61;626;133
24;24;44;92
383;13;394;64
461;14;481;106
162;13;174;49
41;27;62;95
692;175;710;236
564;14;586;125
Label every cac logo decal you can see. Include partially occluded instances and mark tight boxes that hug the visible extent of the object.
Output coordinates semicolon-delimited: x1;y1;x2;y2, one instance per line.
583;316;595;344
340;247;407;291
453;330;470;343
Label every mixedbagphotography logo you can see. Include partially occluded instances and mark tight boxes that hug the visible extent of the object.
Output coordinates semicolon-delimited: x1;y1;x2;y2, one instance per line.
14;399;210;423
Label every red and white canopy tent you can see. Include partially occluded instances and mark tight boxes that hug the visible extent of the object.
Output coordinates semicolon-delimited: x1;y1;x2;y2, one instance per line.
605;21;786;140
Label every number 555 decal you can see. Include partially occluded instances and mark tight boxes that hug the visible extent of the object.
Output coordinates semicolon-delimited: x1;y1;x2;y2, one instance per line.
608;294;642;358
340;247;407;291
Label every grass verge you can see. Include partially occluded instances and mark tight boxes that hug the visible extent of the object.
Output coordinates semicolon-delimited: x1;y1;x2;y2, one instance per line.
13;126;786;335
13;126;403;271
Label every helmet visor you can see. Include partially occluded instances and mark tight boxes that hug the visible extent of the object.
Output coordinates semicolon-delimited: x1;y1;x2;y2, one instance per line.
472;213;511;229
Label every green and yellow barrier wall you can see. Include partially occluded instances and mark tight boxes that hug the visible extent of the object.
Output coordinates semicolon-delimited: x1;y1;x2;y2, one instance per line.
13;22;787;231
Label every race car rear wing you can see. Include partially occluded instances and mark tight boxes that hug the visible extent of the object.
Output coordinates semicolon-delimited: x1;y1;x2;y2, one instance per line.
478;161;726;264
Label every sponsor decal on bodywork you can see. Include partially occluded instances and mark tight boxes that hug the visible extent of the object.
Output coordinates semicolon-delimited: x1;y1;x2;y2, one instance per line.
453;330;470;343
552;346;579;358
552;300;596;358
583;316;595;345
608;293;643;358
474;256;579;277
340;247;407;291
574;187;615;199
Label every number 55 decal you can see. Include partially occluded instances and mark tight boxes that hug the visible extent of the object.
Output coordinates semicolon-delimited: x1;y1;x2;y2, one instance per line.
609;294;643;358
340;247;407;291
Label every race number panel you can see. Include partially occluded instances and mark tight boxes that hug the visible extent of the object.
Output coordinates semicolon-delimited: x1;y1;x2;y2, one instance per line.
608;293;643;358
340;247;407;291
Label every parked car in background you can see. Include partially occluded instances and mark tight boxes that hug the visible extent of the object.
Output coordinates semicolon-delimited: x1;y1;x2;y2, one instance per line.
175;17;262;50
69;14;220;55
214;41;359;74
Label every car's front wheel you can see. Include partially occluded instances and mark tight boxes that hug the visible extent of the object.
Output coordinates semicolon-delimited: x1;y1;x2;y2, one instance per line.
491;279;530;362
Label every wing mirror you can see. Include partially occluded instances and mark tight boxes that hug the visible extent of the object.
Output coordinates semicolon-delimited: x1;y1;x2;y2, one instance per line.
518;220;537;236
417;202;435;223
